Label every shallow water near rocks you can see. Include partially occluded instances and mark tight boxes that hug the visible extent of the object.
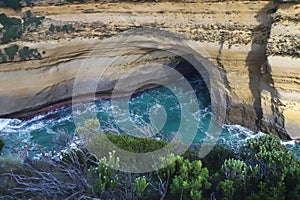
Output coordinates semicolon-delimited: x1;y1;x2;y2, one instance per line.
0;73;299;159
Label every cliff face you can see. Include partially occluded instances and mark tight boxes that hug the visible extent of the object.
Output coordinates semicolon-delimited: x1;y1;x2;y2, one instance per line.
262;2;300;139
0;1;299;139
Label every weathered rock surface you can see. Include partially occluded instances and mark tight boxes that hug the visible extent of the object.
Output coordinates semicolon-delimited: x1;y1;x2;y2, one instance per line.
262;3;300;139
0;1;299;139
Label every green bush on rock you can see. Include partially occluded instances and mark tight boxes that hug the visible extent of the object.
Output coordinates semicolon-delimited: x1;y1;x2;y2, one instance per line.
0;11;45;44
4;44;18;61
0;14;22;43
18;46;42;61
0;0;21;10
22;10;45;32
49;24;75;33
0;44;42;63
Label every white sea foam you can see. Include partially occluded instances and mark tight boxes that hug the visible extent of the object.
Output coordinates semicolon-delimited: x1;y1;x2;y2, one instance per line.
0;118;11;131
281;140;296;146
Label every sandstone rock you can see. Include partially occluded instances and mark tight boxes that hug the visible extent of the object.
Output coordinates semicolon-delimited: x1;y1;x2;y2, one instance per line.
0;1;299;139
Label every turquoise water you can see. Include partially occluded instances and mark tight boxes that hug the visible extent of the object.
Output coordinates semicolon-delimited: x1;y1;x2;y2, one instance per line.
0;74;299;159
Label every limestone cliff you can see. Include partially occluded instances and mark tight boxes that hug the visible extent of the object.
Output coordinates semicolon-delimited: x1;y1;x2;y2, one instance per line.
262;2;300;139
0;1;299;139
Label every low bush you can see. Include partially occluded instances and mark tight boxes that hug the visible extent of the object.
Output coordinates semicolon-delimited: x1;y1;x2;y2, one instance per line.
49;24;75;33
0;14;22;43
169;157;211;200
0;0;21;10
18;46;42;61
22;10;45;32
0;11;45;44
200;145;236;173
0;44;42;62
107;134;168;153
4;44;18;61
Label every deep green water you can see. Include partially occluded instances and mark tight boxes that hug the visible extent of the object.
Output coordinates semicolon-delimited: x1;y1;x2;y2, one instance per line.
0;74;299;159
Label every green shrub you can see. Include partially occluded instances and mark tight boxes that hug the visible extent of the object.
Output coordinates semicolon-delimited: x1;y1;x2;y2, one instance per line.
49;24;55;33
24;0;32;6
48;24;75;33
217;159;252;199
169;157;211;200
86;150;149;199
22;10;45;31
4;44;18;61
87;151;120;196
133;176;148;199
0;14;22;43
0;0;21;10
217;179;235;200
221;159;247;181
106;134;167;153
219;135;300;199
76;119;173;154
247;135;297;172
0;11;45;43
247;134;284;153
0;45;42;63
284;162;300;199
18;46;42;61
248;135;300;200
200;145;236;173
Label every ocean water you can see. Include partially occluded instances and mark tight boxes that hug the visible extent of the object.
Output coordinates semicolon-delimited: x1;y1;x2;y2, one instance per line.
0;74;299;159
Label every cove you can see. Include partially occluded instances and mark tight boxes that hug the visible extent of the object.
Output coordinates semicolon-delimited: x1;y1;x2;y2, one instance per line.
0;72;299;159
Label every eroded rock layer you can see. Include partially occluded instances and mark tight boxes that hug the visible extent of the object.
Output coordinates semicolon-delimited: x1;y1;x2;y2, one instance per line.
0;1;299;139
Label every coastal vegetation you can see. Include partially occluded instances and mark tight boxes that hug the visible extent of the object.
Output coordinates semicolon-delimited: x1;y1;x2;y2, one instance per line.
0;0;22;10
0;44;42;63
0;14;22;44
0;120;299;199
0;11;45;44
48;24;75;33
22;10;45;32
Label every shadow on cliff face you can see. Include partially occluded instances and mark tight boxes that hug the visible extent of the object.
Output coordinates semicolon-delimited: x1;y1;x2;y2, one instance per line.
246;2;290;139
